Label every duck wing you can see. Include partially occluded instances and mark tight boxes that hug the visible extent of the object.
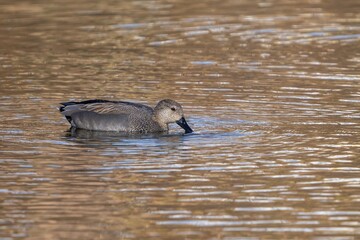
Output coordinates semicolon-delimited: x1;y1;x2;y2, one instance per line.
59;99;154;131
60;99;153;116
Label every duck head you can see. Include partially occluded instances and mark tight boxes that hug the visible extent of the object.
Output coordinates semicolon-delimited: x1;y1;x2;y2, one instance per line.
154;99;193;134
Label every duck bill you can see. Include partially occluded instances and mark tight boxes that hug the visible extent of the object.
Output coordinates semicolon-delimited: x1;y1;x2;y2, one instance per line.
176;117;193;134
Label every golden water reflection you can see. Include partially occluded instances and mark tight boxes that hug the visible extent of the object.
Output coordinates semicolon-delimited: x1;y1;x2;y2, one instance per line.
0;0;359;239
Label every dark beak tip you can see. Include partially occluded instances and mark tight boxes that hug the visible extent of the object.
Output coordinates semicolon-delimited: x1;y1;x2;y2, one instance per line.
176;117;193;134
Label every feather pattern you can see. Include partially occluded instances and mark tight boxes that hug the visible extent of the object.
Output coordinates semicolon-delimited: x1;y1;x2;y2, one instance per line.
59;99;193;133
78;102;153;115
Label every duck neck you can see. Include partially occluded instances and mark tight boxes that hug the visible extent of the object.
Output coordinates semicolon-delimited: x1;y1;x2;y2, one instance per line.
152;114;168;131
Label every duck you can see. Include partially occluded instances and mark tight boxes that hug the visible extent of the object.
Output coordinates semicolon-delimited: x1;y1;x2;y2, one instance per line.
59;99;193;134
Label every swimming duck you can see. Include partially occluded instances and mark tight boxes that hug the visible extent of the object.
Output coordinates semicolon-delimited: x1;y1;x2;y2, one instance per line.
59;99;193;134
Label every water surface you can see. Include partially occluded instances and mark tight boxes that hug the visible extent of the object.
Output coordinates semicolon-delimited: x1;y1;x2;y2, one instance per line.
0;0;359;239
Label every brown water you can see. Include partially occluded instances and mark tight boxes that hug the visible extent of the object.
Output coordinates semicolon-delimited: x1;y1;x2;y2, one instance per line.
1;0;360;239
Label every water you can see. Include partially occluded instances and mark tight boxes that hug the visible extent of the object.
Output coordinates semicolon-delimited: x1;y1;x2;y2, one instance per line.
1;0;359;239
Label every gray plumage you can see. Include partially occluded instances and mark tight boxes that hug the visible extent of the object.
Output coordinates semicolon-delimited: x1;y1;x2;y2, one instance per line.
59;99;193;134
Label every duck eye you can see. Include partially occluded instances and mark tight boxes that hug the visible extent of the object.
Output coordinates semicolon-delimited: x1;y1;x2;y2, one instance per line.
171;107;176;111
